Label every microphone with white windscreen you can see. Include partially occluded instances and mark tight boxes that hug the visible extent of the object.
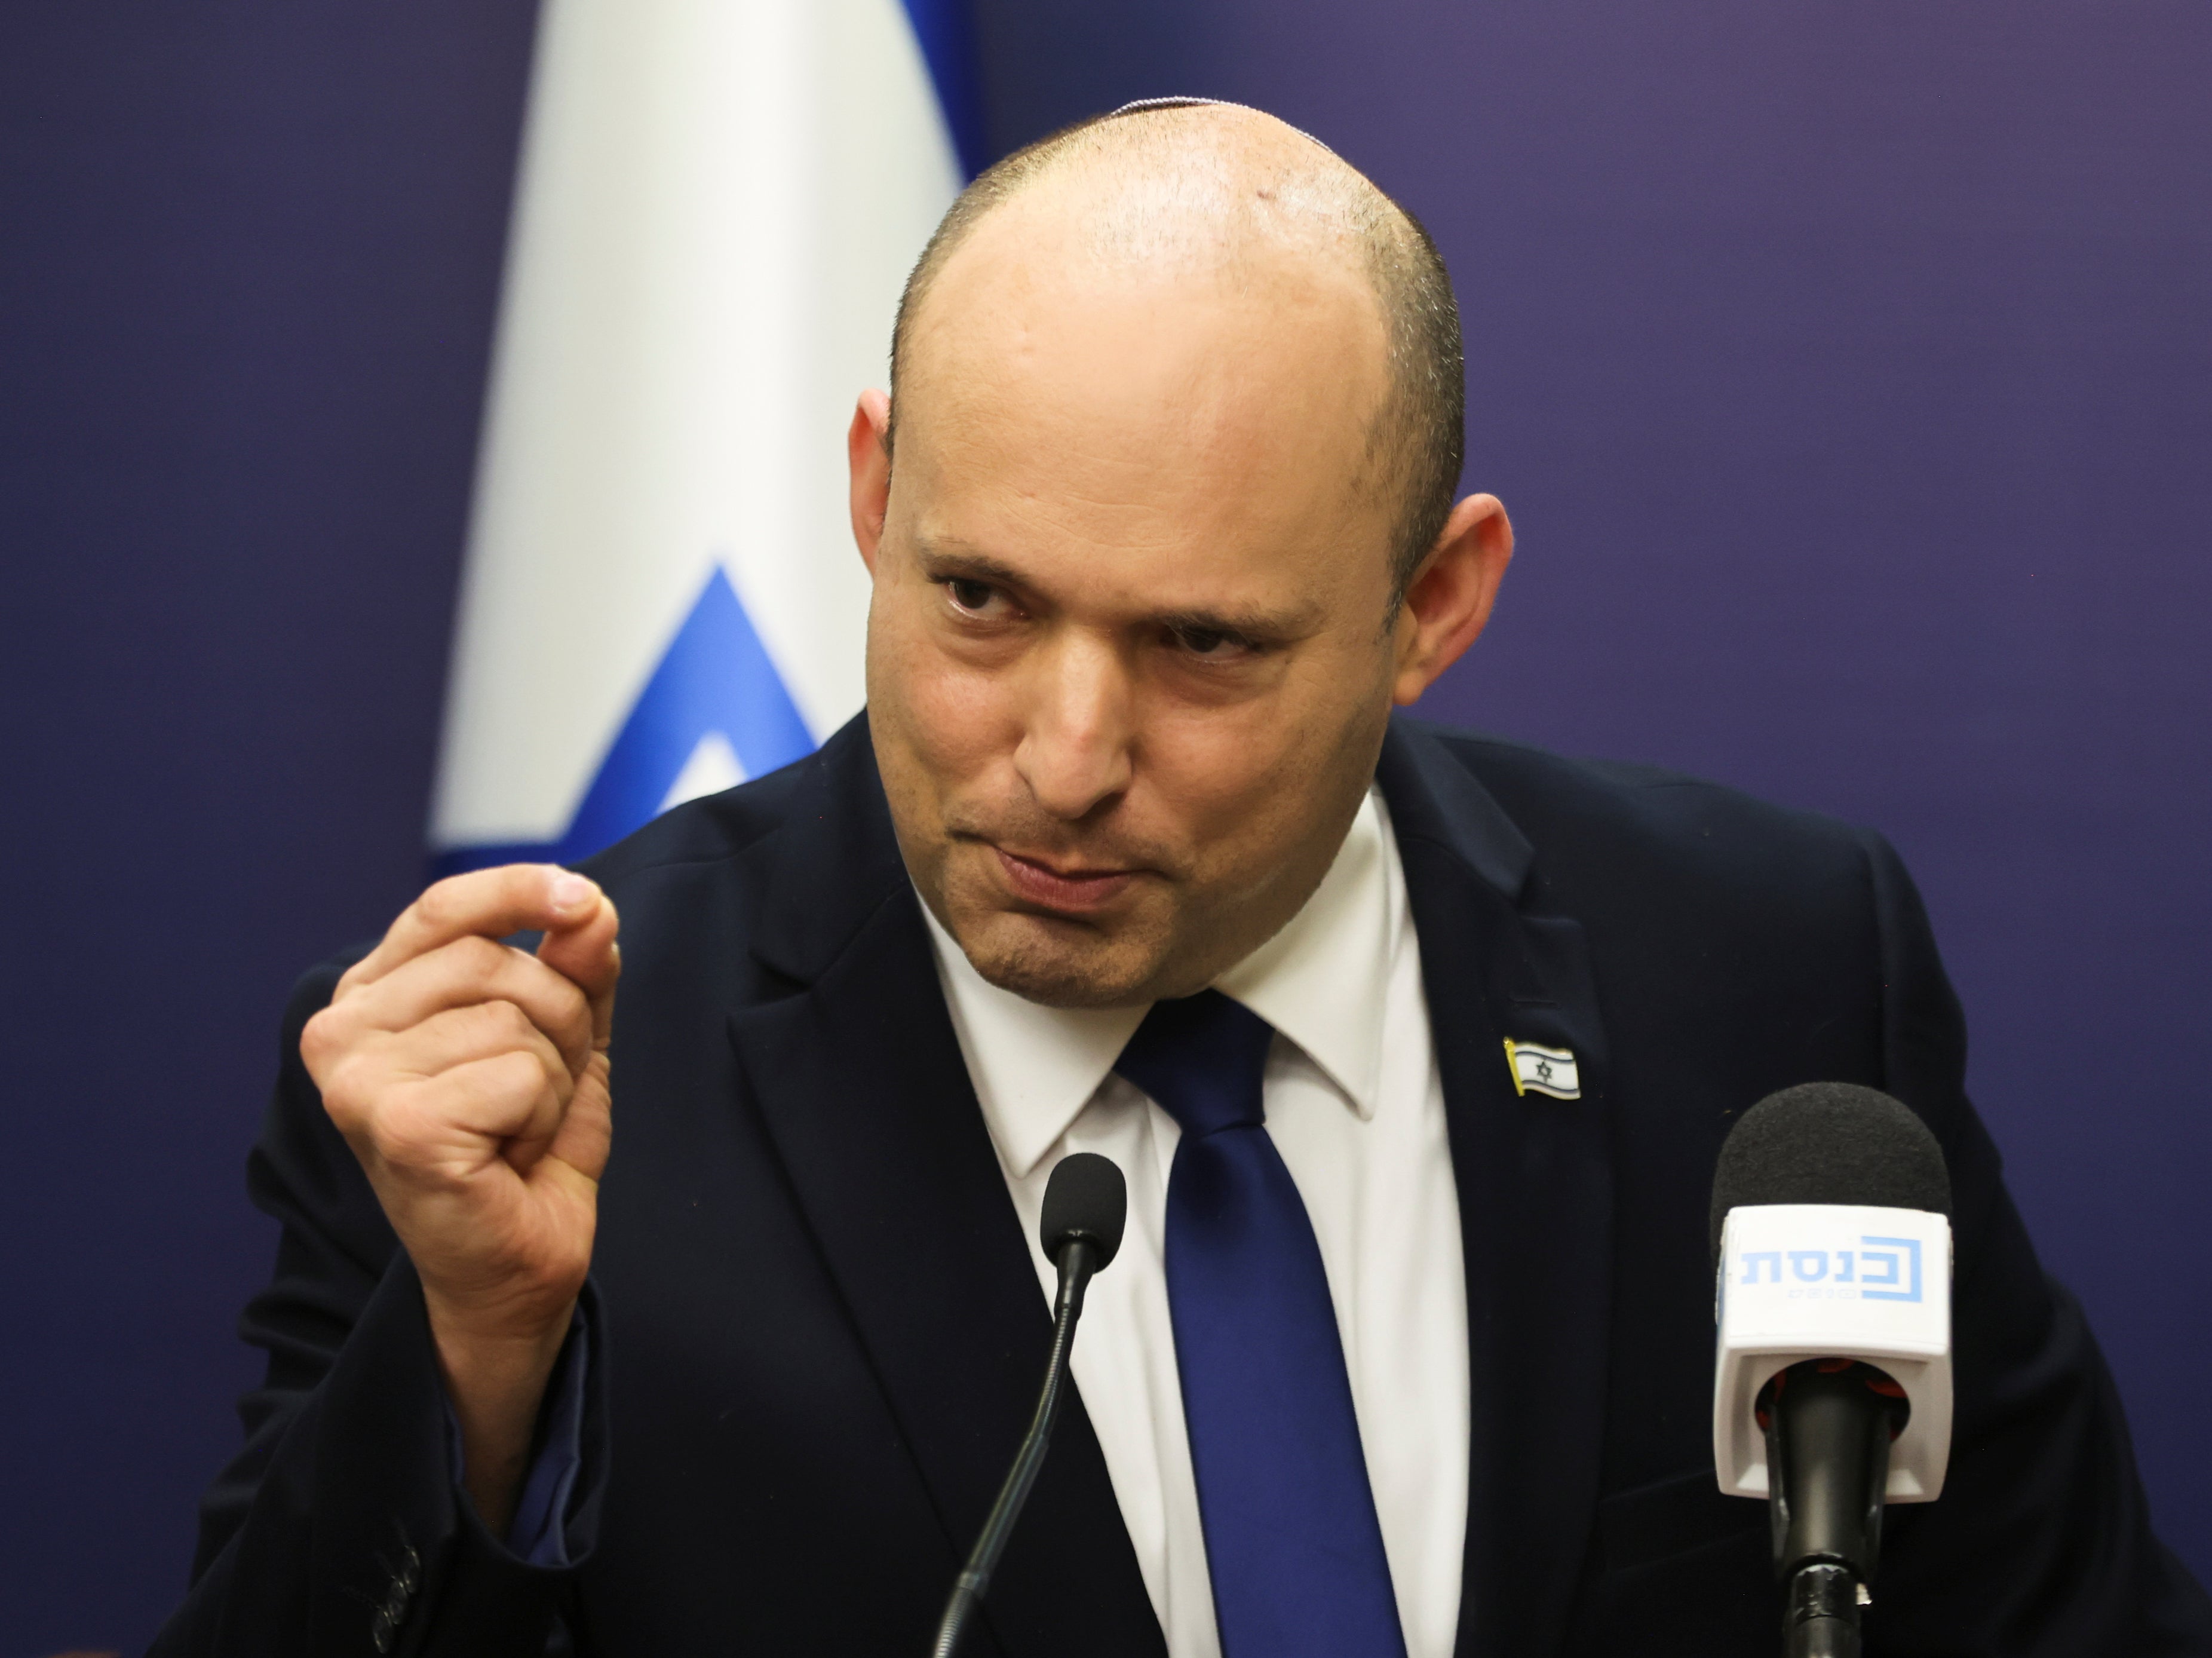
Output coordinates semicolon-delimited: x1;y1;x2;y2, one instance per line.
1710;1083;1954;1657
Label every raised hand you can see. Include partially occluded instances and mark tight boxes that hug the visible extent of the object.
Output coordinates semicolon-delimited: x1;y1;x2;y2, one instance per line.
300;863;619;1533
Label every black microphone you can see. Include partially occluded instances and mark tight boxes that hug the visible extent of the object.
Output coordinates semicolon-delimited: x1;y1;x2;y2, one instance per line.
931;1152;1128;1658
1710;1084;1953;1658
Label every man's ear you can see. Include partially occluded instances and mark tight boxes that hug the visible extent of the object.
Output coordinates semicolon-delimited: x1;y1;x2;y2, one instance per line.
1391;493;1514;706
848;388;893;575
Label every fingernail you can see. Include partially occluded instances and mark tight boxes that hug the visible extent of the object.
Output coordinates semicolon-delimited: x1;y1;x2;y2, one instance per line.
549;871;594;912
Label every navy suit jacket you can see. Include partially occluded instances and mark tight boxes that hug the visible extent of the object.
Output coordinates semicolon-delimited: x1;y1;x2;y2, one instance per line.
153;715;2211;1656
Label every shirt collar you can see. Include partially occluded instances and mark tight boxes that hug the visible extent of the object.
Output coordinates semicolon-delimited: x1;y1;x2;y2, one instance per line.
921;786;1398;1179
922;905;1147;1179
1213;787;1392;1124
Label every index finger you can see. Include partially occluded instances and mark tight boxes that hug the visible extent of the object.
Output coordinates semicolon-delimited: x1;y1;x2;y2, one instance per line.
344;864;604;991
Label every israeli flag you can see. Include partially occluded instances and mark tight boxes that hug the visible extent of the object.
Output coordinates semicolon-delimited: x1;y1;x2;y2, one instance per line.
429;0;984;873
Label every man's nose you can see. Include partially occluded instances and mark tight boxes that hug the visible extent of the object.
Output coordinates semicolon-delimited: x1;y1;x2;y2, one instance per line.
1013;631;1135;822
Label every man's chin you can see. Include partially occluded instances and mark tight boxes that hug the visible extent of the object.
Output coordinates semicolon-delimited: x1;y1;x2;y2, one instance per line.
953;909;1165;1010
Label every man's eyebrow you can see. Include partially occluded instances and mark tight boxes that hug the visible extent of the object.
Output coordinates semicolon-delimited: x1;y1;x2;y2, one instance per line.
1152;602;1320;641
915;537;1323;639
913;540;1029;589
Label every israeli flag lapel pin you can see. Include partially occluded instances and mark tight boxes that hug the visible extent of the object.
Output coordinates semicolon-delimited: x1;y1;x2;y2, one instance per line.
1504;1038;1581;1101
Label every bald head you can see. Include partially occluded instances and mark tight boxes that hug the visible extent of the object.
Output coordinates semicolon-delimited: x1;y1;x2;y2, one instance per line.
888;102;1465;596
848;103;1512;1007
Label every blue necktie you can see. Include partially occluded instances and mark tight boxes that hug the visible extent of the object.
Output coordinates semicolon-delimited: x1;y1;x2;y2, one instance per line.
1115;991;1407;1658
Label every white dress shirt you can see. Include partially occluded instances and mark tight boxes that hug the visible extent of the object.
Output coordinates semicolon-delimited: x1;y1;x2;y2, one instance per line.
921;787;1469;1658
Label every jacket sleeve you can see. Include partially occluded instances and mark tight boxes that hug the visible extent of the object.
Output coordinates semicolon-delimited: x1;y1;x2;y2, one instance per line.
146;958;610;1658
1859;830;2212;1653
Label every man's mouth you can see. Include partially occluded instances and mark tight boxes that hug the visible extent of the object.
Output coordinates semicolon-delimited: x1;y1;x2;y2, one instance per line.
990;846;1140;914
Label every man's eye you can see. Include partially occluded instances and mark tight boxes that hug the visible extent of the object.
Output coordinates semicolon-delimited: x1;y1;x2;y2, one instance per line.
947;578;998;614
1173;626;1247;658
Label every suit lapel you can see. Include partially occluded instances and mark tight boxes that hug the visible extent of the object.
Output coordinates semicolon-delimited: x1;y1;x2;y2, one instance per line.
726;722;1165;1658
720;716;1609;1657
1379;721;1615;1658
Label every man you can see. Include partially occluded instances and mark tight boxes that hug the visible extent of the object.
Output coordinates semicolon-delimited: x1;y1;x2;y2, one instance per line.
155;102;2208;1656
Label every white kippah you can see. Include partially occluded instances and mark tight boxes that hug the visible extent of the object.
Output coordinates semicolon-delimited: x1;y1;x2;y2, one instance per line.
1105;97;1336;158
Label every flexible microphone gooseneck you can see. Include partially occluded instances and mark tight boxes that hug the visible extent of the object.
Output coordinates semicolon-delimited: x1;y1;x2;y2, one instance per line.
931;1152;1128;1658
1711;1083;1952;1658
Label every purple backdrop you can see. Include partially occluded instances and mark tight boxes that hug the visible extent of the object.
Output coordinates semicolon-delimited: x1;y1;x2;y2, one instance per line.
2;2;2205;1649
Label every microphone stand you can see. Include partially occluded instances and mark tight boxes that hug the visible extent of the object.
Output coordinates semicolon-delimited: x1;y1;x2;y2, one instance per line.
1765;1363;1906;1658
931;1237;1101;1658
